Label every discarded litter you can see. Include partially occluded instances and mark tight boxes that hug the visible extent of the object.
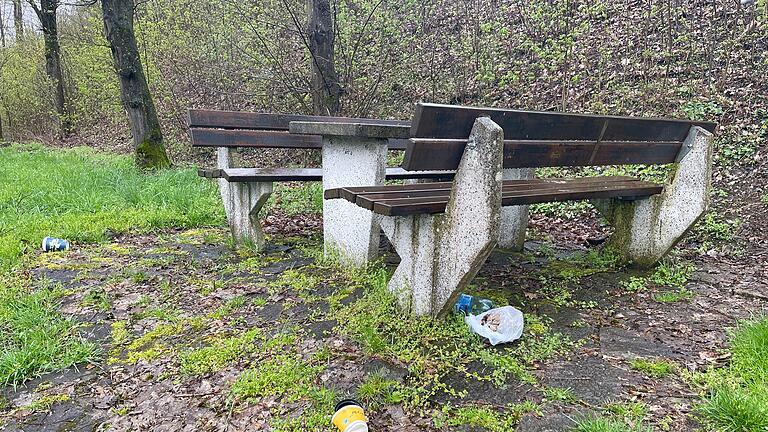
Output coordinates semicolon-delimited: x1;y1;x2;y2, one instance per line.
466;306;524;346
454;293;495;316
332;399;368;432
42;237;70;252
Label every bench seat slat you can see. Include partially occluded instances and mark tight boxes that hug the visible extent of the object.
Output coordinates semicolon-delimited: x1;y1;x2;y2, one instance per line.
328;177;662;216
327;175;638;201
197;167;455;183
353;179;651;210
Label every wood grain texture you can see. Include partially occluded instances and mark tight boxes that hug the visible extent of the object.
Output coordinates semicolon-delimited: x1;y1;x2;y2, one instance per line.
327;177;663;216
198;167;454;184
188;109;408;130
402;139;683;170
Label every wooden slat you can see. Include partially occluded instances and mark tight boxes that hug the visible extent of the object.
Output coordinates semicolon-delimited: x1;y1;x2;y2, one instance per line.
410;103;717;141
188;109;408;130
356;180;656;210
191;127;410;150
327;176;638;202
353;178;645;210
402;139;683;170
199;167;455;183
197;168;221;178
372;182;663;216
191;128;322;149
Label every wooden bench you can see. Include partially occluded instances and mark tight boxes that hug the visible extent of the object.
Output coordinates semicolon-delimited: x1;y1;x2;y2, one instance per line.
188;110;454;249
326;103;717;316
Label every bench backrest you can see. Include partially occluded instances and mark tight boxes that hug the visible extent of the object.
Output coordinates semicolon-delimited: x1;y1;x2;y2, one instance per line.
188;110;410;150
403;103;717;170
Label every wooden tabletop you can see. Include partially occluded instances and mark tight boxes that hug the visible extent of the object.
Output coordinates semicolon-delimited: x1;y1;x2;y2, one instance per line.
289;120;410;139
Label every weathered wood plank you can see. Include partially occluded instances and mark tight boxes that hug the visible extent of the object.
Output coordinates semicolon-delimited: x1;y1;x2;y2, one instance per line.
402;139;683;170
410;102;717;141
191;128;323;149
371;182;663;216
188;109;409;130
198;167;455;184
191;127;410;150
327;176;639;202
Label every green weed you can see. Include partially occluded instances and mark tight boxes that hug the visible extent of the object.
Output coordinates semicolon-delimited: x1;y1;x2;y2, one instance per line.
230;354;323;403
20;393;70;412
180;329;261;375
0;277;98;387
619;276;647;293
649;260;694;289
604;401;648;422
630;358;675;378
653;288;694;303
357;372;404;408
697;316;768;431
571;415;651;432
543;386;577;402
694;213;740;253
81;287;112;311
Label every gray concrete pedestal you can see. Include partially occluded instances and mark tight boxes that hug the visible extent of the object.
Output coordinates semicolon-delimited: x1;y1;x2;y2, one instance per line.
321;137;388;266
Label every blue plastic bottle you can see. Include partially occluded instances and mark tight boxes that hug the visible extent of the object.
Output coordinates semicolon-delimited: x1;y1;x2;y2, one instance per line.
454;293;495;316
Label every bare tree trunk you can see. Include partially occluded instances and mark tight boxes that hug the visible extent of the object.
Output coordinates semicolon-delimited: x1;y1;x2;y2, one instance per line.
12;0;23;40
1;5;6;47
306;0;341;115
102;0;170;169
29;0;71;135
13;0;23;41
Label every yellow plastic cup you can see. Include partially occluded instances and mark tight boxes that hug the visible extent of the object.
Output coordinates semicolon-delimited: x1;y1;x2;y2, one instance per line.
332;399;368;432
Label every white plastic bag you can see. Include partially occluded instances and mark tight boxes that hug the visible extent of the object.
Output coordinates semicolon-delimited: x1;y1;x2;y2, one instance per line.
465;306;524;346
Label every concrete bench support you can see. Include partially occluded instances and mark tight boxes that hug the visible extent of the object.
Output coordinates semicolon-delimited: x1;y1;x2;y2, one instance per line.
591;126;714;267
216;148;273;249
379;117;504;316
322;137;388;266
499;168;534;250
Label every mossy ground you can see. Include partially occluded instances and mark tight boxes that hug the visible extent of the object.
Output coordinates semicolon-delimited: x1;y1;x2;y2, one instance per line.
0;223;763;431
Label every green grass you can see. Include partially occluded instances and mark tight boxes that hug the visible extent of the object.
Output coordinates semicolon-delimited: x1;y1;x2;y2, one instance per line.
179;329;261;375
698;317;768;431
265;182;323;216
571;416;651;432
0;143;224;269
230;354;322;402
0;144;224;387
630;358;676;378
653;288;695;303
0;276;99;387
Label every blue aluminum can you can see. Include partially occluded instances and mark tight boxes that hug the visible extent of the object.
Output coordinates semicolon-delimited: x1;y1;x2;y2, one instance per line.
42;237;70;252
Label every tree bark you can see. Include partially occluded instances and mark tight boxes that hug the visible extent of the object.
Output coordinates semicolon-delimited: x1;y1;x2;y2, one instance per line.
1;6;6;47
13;0;24;41
29;0;71;135
306;0;341;116
102;0;170;169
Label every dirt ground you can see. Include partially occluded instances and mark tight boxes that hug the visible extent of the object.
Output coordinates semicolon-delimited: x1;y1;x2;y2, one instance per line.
1;210;767;431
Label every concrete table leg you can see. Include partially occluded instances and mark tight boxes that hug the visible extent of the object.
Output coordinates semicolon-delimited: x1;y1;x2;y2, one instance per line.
499;168;534;250
322;136;388;266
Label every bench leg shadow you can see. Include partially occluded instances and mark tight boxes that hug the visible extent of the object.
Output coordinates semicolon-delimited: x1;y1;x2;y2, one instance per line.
380;117;505;317
591;126;714;267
